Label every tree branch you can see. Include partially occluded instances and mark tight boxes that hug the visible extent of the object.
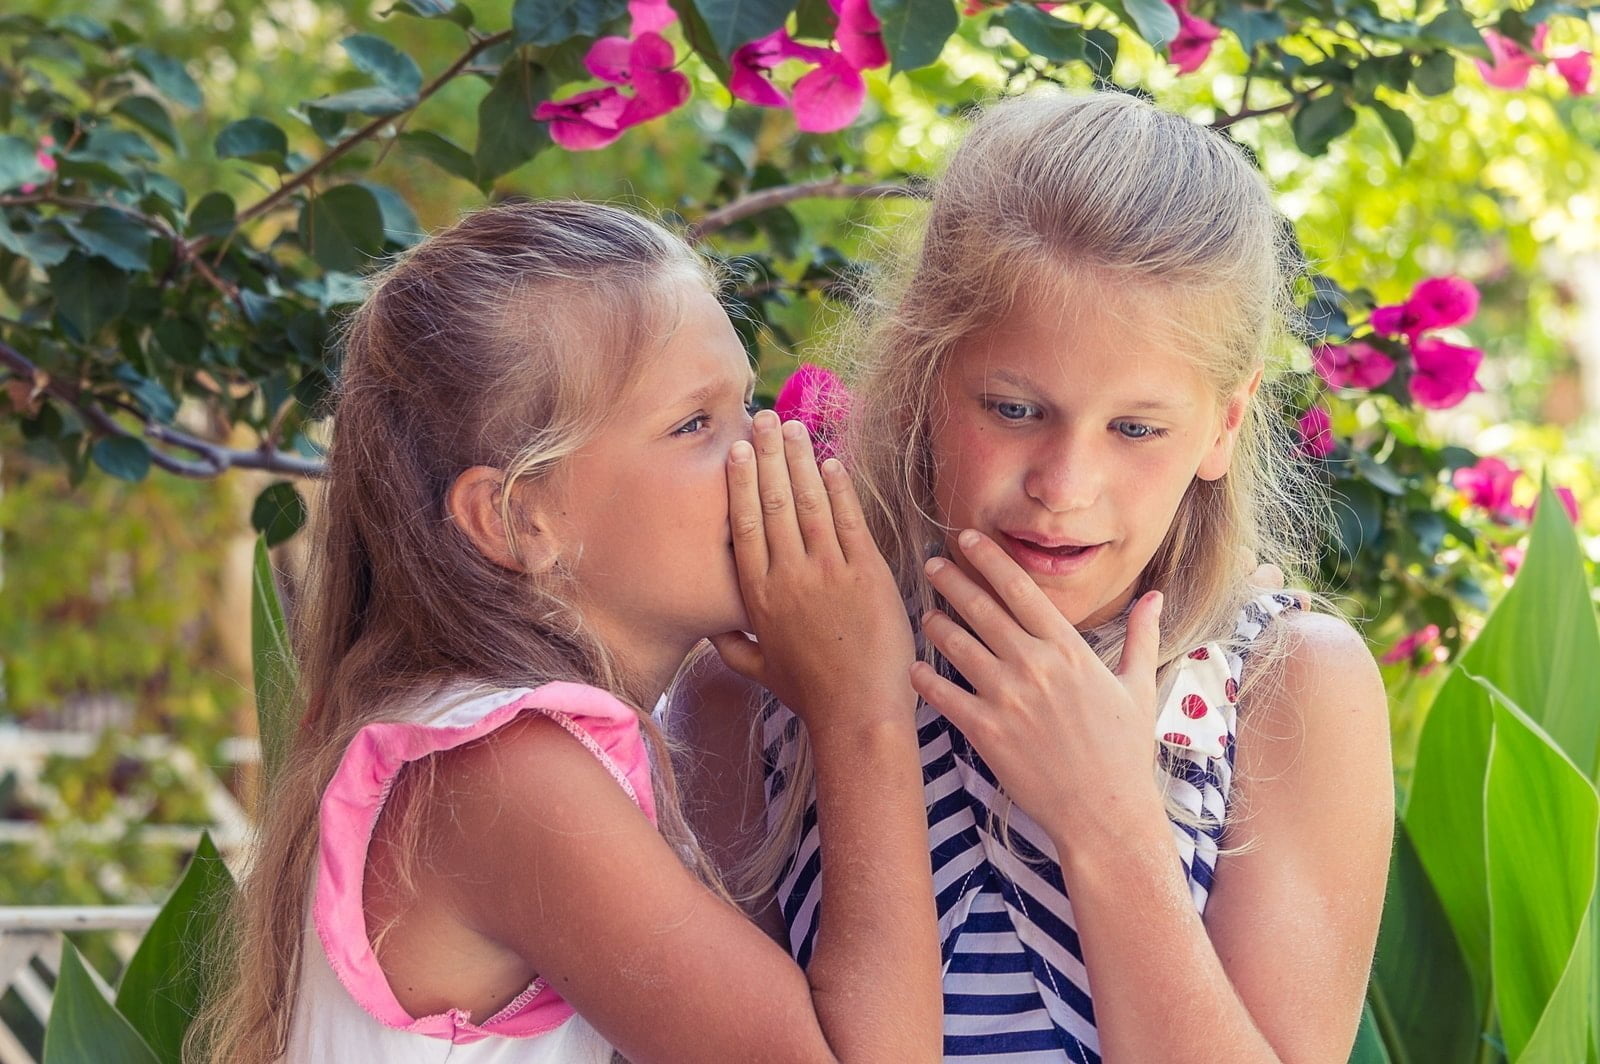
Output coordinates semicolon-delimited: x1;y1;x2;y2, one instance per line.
193;29;514;248
0;338;324;478
1209;98;1297;130
686;177;921;244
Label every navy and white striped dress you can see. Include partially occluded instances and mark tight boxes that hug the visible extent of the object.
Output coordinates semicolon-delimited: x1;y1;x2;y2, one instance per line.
760;592;1299;1062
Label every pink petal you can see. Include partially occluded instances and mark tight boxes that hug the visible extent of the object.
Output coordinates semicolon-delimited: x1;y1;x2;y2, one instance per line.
621;69;691;126
1477;29;1541;89
585;36;634;84
629;0;678;34
534;87;628;151
1169;12;1221;74
792;52;866;133
1380;624;1441;667
630;30;678;72
830;0;888;70
1452;456;1520;515
774;364;851;458
1403;276;1479;333
1312;341;1396;391
1408;337;1484;410
1552;50;1593;95
1500;544;1526;576
1369;302;1420;338
1297;405;1334;458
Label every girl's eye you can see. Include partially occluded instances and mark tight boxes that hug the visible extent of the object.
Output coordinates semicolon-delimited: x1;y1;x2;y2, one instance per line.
991;400;1039;422
1112;420;1167;440
674;414;710;436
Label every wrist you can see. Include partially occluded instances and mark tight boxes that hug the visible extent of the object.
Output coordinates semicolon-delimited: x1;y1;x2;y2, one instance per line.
1047;785;1173;880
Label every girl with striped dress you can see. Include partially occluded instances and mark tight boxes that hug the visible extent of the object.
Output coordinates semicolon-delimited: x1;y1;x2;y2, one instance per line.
676;92;1393;1063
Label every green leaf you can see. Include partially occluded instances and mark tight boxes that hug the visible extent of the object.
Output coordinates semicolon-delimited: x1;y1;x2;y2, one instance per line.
251;482;307;549
513;0;630;46
387;0;477;28
1354;450;1406;495
1116;0;1179;49
132;47;203;109
361;182;423;246
998;4;1083;62
1370;100;1414;164
42;943;159;1064
871;0;958;73
0;133;51;193
342;33;423;95
50;252;131;340
112;364;179;423
1413;51;1456;96
1291;93;1356;156
114;833;236;1064
187;191;236;239
51;14;114;45
1215;7;1285;54
304;87;415;116
252;536;299;786
793;0;836;40
668;0;734;82
91;436;152;482
1367;822;1481;1063
63;207;154;271
1422;7;1488;59
215;117;289;169
1082;28;1118;79
298;184;386;273
113;95;182;152
1347;1003;1392;1064
399;130;478;183
73;128;160;165
1484;683;1599;1063
475;59;553;183
0;216;74;267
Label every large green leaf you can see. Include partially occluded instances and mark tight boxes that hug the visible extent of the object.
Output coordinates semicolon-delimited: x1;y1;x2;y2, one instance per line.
475;59;553;184
870;0;958;73
1366;821;1481;1064
49;252;132;341
512;0;629;46
114;833;237;1064
1484;683;1598;1062
342;33;423;96
1115;0;1178;48
297;184;386;273
62;207;154;271
43;943;160;1064
214;117;289;169
252;536;298;787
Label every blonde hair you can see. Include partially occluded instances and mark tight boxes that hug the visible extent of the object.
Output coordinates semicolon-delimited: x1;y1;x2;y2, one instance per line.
739;91;1327;895
191;200;729;1063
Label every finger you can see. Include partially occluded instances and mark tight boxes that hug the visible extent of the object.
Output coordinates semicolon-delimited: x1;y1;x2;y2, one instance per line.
1249;562;1285;590
923;554;1035;661
709;630;763;682
954;530;1075;641
783;420;841;562
910;660;989;741
726;440;769;578
1116;590;1164;682
921;609;1001;691
751;409;804;559
820;458;876;564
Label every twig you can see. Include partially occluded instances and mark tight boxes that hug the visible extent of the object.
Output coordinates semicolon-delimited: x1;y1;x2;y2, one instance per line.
0;338;323;478
687;178;920;244
1210;99;1296;130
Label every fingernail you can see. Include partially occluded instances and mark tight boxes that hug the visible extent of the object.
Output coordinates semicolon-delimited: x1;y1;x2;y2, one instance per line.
925;557;946;575
1149;590;1164;610
782;420;804;439
730;441;753;462
958;529;980;549
821;457;843;476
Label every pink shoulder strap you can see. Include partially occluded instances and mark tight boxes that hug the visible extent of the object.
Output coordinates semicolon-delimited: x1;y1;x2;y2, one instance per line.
312;682;656;1042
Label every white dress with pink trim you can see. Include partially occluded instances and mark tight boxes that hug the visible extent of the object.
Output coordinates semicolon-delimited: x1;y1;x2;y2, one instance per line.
283;682;655;1063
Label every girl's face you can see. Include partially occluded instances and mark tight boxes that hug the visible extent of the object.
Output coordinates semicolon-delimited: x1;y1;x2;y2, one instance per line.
550;285;756;675
930;281;1248;629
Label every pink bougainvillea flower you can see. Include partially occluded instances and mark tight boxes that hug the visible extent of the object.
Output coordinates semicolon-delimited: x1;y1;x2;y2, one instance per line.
617;32;691;125
1552;49;1594;95
1165;0;1221;74
534;87;629;150
1512;486;1582;526
1476;25;1549;89
19;135;56;194
830;0;888;70
1408;337;1484;409
1297;405;1335;458
792;51;868;132
1312;341;1396;391
1370;276;1480;341
1453;456;1521;516
730;29;825;108
585;36;634;84
774;364;851;459
1380;624;1443;673
1499;544;1526;576
628;0;677;34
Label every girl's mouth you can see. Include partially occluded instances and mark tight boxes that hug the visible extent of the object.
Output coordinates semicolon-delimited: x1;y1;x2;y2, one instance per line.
998;532;1107;576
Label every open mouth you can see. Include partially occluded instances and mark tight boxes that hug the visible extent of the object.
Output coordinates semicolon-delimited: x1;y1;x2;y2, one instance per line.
998;532;1107;575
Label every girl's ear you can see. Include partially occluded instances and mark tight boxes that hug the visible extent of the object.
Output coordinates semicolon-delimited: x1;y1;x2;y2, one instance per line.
446;466;562;574
1196;368;1263;482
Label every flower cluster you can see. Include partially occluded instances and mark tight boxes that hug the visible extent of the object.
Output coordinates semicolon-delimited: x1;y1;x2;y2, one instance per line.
1314;276;1485;411
1477;24;1592;96
1380;623;1446;674
1454;456;1581;528
1165;0;1221;74
729;0;887;135
773;363;851;459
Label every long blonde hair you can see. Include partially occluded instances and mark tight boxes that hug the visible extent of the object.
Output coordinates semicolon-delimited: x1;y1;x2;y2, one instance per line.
191;200;729;1063
740;91;1327;895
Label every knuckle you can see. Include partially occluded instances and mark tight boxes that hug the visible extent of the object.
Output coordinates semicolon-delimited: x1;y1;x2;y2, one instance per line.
793;488;826;517
1003;575;1035;603
732;514;764;540
760;489;791;515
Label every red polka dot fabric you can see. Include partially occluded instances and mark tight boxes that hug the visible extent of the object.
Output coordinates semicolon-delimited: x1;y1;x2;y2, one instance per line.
1155;640;1235;759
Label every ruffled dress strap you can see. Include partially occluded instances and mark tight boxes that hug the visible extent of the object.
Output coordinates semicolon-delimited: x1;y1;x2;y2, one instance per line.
312;681;655;1044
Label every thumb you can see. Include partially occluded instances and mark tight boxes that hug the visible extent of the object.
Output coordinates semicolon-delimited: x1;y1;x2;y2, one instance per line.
708;630;764;682
1116;590;1163;684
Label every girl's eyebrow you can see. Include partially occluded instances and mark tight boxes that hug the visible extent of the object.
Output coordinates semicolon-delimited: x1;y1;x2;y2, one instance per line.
673;371;756;408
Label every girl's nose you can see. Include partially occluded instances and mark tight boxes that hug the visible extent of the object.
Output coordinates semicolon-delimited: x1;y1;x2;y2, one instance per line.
1023;439;1101;513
